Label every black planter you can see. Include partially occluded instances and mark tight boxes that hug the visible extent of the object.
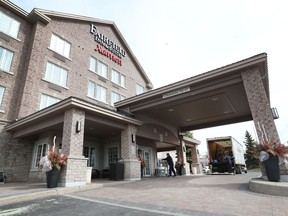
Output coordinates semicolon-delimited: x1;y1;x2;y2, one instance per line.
46;167;61;188
263;155;280;182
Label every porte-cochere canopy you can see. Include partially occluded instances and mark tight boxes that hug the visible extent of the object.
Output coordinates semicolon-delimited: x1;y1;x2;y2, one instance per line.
115;53;270;133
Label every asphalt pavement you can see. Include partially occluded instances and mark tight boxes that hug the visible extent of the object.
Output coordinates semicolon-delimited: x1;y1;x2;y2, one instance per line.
1;172;288;216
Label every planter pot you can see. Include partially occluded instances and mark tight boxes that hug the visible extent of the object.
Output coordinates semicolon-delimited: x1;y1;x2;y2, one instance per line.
263;155;280;182
46;167;61;188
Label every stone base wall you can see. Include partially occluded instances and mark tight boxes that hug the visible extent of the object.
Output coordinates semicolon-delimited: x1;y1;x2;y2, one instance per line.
60;156;88;187
123;159;141;180
0;123;35;183
28;171;46;183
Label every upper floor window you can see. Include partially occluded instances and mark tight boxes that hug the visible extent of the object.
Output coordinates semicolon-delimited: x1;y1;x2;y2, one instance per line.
136;83;145;95
0;47;13;72
49;33;71;58
111;91;126;106
44;62;68;87
39;94;60;110
111;69;126;88
0;85;5;107
88;80;107;103
89;57;107;79
0;11;20;38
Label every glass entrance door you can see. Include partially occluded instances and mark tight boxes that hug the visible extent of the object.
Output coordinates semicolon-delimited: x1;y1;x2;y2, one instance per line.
84;146;96;167
143;150;151;176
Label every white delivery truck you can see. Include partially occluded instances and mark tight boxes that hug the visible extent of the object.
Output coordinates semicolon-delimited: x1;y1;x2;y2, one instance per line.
207;136;247;174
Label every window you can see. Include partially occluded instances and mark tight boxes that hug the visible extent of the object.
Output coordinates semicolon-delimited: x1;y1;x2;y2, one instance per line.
97;61;108;78
40;94;60;110
89;57;108;79
44;62;68;87
89;56;97;73
111;91;126;106
108;147;118;163
0;11;20;38
33;143;48;168
0;47;13;72
111;69;126;88
88;81;107;103
84;146;96;167
49;33;71;58
136;83;145;95
0;86;5;107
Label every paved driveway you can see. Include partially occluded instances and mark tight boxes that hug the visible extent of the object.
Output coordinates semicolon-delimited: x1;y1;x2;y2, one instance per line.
67;172;288;216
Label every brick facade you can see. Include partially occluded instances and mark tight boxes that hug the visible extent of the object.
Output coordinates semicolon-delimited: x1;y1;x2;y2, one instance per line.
0;2;151;185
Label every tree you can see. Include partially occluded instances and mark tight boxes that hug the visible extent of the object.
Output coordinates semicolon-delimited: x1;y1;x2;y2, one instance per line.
244;130;259;169
183;131;193;138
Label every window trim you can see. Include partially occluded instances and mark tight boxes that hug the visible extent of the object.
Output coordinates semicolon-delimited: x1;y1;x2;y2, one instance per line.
0;85;5;110
49;33;71;60
107;146;118;164
31;143;48;170
0;46;14;73
136;83;145;95
87;80;108;104
111;91;126;106
111;69;126;88
0;11;20;39
39;93;61;110
44;61;68;88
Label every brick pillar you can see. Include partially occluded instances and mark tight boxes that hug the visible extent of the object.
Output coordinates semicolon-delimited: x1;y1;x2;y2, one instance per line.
60;108;87;187
241;67;280;144
121;124;140;180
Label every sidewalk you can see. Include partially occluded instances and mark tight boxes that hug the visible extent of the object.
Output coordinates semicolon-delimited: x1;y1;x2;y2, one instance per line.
1;173;288;208
0;179;132;206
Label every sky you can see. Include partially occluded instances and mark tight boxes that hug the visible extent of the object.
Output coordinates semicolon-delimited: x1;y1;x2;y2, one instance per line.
10;0;288;155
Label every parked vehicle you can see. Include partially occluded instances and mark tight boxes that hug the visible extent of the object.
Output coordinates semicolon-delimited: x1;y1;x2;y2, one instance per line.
207;136;247;174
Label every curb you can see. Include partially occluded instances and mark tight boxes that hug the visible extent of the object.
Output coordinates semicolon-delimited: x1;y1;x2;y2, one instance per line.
249;177;288;197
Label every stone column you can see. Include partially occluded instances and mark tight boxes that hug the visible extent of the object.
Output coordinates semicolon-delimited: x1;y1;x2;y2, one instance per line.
241;67;280;144
60;108;87;187
121;124;140;180
177;136;190;175
242;68;288;176
191;145;201;174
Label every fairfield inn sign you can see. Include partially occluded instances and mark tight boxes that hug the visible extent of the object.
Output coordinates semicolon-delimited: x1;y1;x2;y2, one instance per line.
90;23;125;66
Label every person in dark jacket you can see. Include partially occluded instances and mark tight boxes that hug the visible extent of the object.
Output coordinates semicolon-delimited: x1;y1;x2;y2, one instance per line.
224;152;234;173
163;153;177;177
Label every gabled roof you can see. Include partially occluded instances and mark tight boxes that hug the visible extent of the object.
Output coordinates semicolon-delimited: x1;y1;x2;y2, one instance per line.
0;0;153;89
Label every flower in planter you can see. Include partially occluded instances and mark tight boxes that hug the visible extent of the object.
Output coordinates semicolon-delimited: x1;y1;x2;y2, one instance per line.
38;148;68;172
254;123;288;163
256;142;288;163
38;137;68;172
48;149;68;170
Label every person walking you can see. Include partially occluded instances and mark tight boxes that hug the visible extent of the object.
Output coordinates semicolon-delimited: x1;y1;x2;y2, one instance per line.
163;153;177;177
224;152;234;173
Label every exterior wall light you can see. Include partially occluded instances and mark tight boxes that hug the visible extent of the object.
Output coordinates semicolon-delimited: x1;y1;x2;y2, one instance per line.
131;134;136;143
271;107;279;119
76;121;81;133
